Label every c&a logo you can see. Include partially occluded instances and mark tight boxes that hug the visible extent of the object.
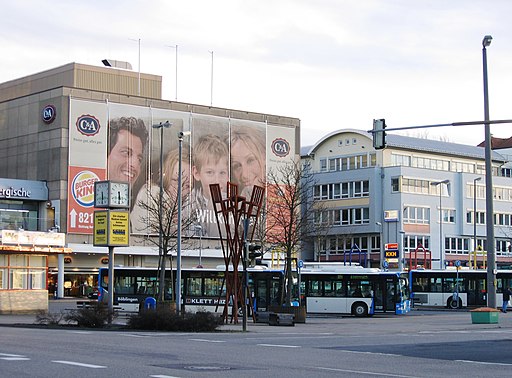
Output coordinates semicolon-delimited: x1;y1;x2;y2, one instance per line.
42;105;57;124
76;115;100;136
271;138;290;157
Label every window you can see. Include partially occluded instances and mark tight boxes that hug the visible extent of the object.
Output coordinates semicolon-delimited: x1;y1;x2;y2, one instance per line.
320;159;327;172
403;206;430;224
391;178;400;192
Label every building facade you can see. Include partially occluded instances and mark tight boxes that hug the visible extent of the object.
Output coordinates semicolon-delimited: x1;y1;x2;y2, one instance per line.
0;62;300;307
302;129;512;270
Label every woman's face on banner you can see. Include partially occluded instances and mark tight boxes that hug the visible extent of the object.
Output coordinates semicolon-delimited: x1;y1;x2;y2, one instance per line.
231;139;264;189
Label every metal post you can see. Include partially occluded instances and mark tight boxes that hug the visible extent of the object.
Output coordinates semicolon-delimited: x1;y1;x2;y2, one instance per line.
108;245;114;324
209;50;214;106
473;177;481;252
177;131;190;315
431;180;449;269
482;35;496;308
152;122;171;303
242;218;249;332
195;224;203;268
376;222;384;269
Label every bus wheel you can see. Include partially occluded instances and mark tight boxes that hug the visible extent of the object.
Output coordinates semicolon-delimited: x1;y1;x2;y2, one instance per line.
352;302;368;317
447;297;461;309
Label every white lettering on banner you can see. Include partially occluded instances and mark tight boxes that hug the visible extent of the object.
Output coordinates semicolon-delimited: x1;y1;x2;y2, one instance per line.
0;186;31;198
185;298;226;306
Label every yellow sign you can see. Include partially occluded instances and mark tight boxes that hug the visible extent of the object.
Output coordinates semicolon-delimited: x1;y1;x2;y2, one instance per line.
93;211;108;246
93;210;129;247
108;211;129;246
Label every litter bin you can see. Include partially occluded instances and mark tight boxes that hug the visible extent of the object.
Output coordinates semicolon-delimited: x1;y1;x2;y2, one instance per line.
144;297;157;310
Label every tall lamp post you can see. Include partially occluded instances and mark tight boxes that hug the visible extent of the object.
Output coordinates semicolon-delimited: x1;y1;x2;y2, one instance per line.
473;177;482;253
482;34;497;308
176;131;191;315
152;121;171;302
195;224;203;268
431;179;450;269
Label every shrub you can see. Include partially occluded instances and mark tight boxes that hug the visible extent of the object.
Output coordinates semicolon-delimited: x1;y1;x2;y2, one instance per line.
127;308;221;332
64;302;115;328
35;310;66;326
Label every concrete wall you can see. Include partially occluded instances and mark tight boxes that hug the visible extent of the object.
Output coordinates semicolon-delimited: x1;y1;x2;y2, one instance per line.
0;290;48;314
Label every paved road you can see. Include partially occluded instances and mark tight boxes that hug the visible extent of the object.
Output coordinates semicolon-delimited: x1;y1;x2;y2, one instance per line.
1;300;512;377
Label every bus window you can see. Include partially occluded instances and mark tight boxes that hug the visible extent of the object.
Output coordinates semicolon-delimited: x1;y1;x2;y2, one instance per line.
348;280;372;298
204;276;224;296
430;277;442;292
324;280;343;297
186;276;202;296
308;280;322;297
443;278;456;293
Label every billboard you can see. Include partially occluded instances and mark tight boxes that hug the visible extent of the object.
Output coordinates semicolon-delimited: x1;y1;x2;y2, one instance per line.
67;99;296;237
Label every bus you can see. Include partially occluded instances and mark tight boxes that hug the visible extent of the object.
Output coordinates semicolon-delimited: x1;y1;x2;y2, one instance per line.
409;269;512;309
300;265;410;317
97;266;284;314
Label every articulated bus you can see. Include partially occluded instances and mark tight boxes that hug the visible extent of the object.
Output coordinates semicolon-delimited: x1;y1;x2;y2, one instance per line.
97;266;284;314
300;265;410;317
409;269;512;309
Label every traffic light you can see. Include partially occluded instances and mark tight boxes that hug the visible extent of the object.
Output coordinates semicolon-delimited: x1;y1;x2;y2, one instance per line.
248;243;262;266
373;119;386;150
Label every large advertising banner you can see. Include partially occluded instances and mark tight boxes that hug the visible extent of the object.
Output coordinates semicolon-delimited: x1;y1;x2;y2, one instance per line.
266;125;297;241
67;99;297;237
130;108;189;234
67;99;108;234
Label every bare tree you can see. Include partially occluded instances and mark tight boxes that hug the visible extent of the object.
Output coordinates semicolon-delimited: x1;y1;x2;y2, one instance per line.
265;160;325;305
133;186;195;304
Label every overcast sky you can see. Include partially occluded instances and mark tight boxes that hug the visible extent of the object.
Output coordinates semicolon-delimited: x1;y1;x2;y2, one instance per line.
3;1;512;148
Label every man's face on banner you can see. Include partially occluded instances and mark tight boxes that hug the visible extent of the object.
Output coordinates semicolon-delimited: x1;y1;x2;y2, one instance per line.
108;129;144;184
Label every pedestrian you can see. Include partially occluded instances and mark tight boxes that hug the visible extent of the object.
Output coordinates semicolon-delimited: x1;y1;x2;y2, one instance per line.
502;286;511;313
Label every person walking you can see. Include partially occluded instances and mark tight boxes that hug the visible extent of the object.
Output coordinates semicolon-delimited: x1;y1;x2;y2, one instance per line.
502;286;511;313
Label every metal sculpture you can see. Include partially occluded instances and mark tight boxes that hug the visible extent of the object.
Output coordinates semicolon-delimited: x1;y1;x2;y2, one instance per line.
209;182;265;323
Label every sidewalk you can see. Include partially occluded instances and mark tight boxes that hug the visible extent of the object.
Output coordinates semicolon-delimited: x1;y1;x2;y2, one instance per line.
1;299;512;333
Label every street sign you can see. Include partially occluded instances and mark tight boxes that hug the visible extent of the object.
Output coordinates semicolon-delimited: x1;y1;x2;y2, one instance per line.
298;259;304;269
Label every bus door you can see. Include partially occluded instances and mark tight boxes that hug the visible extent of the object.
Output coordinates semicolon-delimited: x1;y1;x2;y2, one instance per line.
466;276;486;306
385;278;396;312
254;278;268;312
373;277;395;312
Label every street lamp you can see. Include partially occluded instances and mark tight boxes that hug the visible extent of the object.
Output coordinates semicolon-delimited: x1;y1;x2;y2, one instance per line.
482;34;497;308
176;130;191;315
473;177;482;253
431;179;450;269
195;224;203;268
152;121;172;302
376;222;384;269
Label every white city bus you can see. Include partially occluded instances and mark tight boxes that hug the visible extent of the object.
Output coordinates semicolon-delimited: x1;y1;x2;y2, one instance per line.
300;265;410;317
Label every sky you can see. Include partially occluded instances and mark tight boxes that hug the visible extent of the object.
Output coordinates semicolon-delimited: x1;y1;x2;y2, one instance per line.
2;1;512;148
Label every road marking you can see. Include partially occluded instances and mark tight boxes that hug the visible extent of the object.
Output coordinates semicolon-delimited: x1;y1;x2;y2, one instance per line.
52;360;107;369
0;353;30;361
333;350;402;358
67;331;93;335
150;375;182;378
189;339;226;343
123;334;149;338
455;359;512;366
257;343;300;348
316;366;419;377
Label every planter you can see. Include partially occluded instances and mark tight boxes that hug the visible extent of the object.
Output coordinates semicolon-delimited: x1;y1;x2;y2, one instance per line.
470;307;499;324
268;305;307;323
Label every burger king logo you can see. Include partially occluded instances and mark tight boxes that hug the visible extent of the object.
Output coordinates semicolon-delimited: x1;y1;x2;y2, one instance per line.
72;171;100;207
271;138;290;157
